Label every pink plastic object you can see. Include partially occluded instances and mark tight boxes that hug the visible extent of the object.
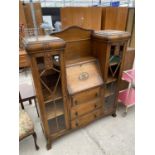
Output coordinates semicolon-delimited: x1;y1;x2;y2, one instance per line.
118;88;135;106
122;69;135;83
118;69;135;114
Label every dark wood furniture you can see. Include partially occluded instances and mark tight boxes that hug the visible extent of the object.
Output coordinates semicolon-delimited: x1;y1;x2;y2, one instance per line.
24;26;130;150
19;83;39;117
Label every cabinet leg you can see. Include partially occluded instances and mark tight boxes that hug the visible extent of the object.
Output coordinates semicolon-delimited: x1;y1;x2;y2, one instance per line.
46;138;52;150
112;113;117;117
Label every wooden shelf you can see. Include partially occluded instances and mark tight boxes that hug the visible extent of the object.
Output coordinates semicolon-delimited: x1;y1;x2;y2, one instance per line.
109;62;119;66
104;89;114;98
43;86;62;104
46;101;64;120
106;77;117;84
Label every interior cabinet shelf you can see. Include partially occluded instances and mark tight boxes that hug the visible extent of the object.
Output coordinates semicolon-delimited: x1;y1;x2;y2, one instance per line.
109;62;119;66
104;89;114;98
46;101;64;120
106;77;117;84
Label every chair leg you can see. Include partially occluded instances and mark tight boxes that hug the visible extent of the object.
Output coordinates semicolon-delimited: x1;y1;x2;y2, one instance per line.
29;99;32;105
32;132;39;150
19;92;24;109
34;97;39;117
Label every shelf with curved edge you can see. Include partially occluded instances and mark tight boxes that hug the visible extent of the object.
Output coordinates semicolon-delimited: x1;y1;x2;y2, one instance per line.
104;89;114;98
106;76;117;84
46;101;64;120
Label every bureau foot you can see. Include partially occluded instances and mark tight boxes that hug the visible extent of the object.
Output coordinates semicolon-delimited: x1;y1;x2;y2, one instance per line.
46;138;52;150
112;113;117;117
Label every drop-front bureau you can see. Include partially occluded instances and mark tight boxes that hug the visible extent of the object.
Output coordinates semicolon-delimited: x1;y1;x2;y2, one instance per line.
24;26;130;149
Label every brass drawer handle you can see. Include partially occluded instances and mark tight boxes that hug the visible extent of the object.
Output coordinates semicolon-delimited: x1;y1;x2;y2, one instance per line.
74;100;78;105
75;111;78;116
95;93;99;97
94;104;97;108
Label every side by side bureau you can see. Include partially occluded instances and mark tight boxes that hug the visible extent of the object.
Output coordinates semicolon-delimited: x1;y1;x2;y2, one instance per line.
24;26;130;149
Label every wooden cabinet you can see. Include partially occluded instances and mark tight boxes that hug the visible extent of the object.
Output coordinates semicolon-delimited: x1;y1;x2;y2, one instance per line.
61;7;102;30
24;26;130;150
24;36;69;149
101;7;128;30
92;30;130;115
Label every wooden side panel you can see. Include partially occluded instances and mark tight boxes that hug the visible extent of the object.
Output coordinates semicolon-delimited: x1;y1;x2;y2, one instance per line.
61;7;102;30
92;41;109;81
19;1;27;27
130;22;135;48
126;8;135;47
102;7;128;31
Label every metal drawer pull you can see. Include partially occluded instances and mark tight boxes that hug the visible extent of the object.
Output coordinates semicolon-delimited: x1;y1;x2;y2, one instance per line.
95;93;99;97
74;100;77;104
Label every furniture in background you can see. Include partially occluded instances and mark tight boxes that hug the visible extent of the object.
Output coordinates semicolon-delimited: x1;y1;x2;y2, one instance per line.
119;47;135;90
60;7;102;30
118;69;135;116
126;7;135;48
101;7;128;30
60;6;134;47
19;110;39;150
22;1;44;35
24;26;130;149
19;83;39;117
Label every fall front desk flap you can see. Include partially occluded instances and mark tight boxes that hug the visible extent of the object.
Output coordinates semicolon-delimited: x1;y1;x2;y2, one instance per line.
66;57;104;95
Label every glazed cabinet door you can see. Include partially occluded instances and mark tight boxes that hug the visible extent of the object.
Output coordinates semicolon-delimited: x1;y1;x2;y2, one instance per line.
35;51;69;135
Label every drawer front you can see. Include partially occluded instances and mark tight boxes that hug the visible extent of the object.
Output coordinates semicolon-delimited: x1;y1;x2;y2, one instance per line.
71;108;103;129
71;98;102;120
72;87;100;106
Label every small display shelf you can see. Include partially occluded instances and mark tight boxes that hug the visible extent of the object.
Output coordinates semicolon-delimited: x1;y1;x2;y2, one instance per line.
109;55;121;66
106;76;117;84
104;89;114;98
45;100;64;120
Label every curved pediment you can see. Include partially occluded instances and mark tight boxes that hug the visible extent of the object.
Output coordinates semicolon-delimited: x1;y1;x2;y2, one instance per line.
51;26;93;42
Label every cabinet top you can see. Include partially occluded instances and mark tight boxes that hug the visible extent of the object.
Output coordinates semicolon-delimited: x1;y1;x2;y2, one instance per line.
24;35;66;54
93;30;130;41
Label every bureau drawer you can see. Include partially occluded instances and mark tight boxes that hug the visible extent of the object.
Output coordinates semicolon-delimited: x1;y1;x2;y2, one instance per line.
72;87;101;106
71;108;103;129
71;98;102;120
